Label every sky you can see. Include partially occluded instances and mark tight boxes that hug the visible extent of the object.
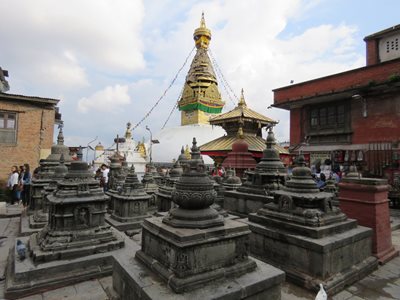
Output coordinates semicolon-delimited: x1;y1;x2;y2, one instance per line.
1;0;399;152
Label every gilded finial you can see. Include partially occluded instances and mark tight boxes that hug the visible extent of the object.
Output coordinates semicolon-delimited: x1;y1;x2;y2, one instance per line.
184;144;191;160
194;12;211;49
238;88;247;107
200;11;206;28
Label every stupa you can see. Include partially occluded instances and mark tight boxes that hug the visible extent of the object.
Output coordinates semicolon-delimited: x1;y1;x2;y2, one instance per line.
223;168;242;191
5;160;125;299
245;154;378;294
155;149;184;212
28;127;72;230
112;137;285;298
151;13;226;164
224;128;286;216
106;165;152;231
141;165;159;211
94;122;148;179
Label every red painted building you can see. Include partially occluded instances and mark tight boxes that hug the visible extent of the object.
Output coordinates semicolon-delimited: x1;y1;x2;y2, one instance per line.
273;25;400;176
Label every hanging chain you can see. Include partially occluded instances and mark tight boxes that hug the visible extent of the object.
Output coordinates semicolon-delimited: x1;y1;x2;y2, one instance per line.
209;48;238;106
132;46;196;131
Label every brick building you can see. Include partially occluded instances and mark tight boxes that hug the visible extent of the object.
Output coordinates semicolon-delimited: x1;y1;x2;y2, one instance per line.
273;25;400;176
0;69;61;182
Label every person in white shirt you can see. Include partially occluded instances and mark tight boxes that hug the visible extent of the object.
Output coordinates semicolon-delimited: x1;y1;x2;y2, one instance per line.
100;164;109;192
7;166;19;205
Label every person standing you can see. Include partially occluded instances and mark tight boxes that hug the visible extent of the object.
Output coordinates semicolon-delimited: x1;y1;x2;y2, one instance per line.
21;164;32;208
100;164;109;192
7;166;19;205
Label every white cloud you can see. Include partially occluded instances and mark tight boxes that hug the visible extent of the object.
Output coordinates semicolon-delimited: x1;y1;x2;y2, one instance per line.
78;84;131;113
0;0;370;150
0;0;145;91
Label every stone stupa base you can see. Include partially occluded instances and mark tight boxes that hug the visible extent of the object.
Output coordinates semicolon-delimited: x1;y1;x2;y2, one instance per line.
106;213;152;231
19;214;41;237
112;216;285;299
224;189;274;217
4;228;126;300
245;218;378;295
28;212;48;229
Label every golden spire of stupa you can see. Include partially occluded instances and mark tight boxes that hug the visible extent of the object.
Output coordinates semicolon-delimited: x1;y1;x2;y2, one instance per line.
193;12;212;49
178;12;224;126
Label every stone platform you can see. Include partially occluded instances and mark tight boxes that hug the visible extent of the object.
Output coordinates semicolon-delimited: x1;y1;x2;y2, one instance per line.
105;213;151;231
4;228;125;299
19;214;41;237
113;246;284;300
224;190;274;217
245;218;378;295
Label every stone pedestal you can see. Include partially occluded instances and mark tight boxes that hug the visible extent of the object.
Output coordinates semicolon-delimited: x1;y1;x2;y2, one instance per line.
114;217;284;300
112;137;285;299
106;165;152;231
246;155;378;295
339;177;399;264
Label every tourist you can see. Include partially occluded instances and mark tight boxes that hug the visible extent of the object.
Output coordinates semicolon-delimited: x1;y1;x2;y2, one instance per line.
21;164;32;208
212;164;224;177
7;166;19;205
17;165;24;204
100;164;109;192
316;173;326;190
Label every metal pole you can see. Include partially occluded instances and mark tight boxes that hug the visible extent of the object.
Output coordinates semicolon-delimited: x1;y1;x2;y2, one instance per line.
146;126;152;164
86;136;98;162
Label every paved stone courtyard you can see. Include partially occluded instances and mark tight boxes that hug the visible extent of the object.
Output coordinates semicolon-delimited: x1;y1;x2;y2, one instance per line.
1;209;400;299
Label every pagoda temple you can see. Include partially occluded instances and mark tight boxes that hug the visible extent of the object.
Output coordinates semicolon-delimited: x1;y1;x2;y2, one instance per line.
200;89;289;165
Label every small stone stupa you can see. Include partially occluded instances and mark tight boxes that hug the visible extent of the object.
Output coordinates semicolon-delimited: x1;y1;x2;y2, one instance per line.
246;154;378;294
141;165;159;211
155;151;184;212
28;127;72;230
112;137;285;298
6;160;125;299
106;165;152;231
224;127;286;216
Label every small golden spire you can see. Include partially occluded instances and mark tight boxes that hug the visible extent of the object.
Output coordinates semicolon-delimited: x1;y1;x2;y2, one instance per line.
193;12;211;49
238;88;247;107
184;144;191;160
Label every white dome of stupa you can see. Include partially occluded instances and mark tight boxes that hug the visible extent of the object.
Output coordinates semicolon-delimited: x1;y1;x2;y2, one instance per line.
152;124;226;164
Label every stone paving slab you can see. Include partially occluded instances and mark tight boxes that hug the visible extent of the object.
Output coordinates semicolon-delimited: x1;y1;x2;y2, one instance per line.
0;203;23;219
1;216;400;299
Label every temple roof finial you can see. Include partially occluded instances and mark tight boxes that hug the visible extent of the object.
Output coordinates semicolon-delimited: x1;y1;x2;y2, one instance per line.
238;88;247;107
